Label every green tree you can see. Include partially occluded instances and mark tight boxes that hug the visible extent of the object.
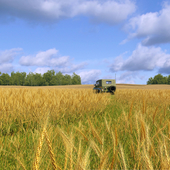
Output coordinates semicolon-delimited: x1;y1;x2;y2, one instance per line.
153;74;166;84
11;71;26;85
25;72;34;86
147;77;154;85
72;73;81;85
56;72;63;85
0;73;11;85
43;70;55;85
0;70;81;86
147;74;169;84
167;75;170;84
63;74;72;85
33;73;46;86
49;76;57;85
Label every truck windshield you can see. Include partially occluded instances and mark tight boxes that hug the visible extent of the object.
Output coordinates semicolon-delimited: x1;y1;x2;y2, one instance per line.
106;81;112;84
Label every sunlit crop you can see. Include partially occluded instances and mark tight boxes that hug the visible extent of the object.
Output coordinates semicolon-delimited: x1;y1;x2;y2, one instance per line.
1;87;170;169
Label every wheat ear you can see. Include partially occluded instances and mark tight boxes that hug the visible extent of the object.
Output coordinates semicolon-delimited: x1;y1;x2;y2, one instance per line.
104;117;110;133
98;148;111;170
33;127;46;170
119;144;127;170
128;100;134;120
75;139;82;170
33;113;49;170
88;118;103;145
74;127;88;141
44;129;58;170
81;146;91;169
163;138;170;169
70;131;73;170
143;146;153;170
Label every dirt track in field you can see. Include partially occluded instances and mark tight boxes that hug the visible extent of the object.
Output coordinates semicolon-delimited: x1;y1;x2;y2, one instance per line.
1;84;170;89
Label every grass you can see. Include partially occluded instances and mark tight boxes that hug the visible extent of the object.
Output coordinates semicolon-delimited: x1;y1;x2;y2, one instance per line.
0;87;170;169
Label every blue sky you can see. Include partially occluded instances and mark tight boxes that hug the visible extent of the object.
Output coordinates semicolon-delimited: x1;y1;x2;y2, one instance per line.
1;0;170;84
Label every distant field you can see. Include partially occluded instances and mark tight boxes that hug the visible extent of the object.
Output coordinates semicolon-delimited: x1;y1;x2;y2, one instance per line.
117;84;170;89
1;84;170;89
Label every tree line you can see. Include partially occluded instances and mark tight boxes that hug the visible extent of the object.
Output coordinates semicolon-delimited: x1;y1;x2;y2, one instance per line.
147;74;170;85
0;70;81;86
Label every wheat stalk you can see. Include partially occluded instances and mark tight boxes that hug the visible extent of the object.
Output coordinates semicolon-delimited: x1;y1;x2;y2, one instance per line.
88;118;103;145
90;140;102;157
74;127;88;141
75;140;82;170
115;126;118;146
64;147;68;170
128;100;134;120
98;148;111;170
33;127;46;170
145;125;150;153
143;146;153;170
140;119;146;142
81;146;91;169
142;98;145;115
163;138;170;169
70;131;73;170
44;129;58;170
168;119;170;139
111;130;116;155
135;113;140;155
33;113;49;170
57;127;77;152
153;106;158;125
151;122;168;141
119;144;127;170
104;117;110;133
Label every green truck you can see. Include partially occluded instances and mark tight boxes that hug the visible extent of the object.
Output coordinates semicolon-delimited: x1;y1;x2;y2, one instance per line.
93;79;116;94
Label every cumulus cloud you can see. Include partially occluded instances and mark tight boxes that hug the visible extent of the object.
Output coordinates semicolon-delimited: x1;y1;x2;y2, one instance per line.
116;71;138;84
110;44;170;73
0;63;13;73
20;48;70;67
0;48;22;73
78;69;101;84
158;57;170;74
55;62;87;73
20;48;87;73
124;2;170;45
0;0;136;25
0;48;22;64
34;67;51;75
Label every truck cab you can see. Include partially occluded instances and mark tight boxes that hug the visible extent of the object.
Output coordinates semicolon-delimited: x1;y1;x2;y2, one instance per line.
93;79;116;94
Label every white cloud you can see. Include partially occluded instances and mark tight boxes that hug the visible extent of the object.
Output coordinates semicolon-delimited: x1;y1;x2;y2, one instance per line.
20;48;70;67
0;63;13;73
34;67;51;75
0;48;22;64
124;2;170;45
20;48;87;73
116;71;137;84
0;48;22;73
0;0;136;25
110;44;170;73
55;62;87;73
158;57;170;74
78;69;101;84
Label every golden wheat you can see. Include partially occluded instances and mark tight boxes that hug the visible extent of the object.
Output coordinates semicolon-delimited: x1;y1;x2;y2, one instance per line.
2;87;170;169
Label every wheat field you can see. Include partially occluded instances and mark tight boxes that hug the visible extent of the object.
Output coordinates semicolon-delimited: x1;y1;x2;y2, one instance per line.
1;85;170;169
